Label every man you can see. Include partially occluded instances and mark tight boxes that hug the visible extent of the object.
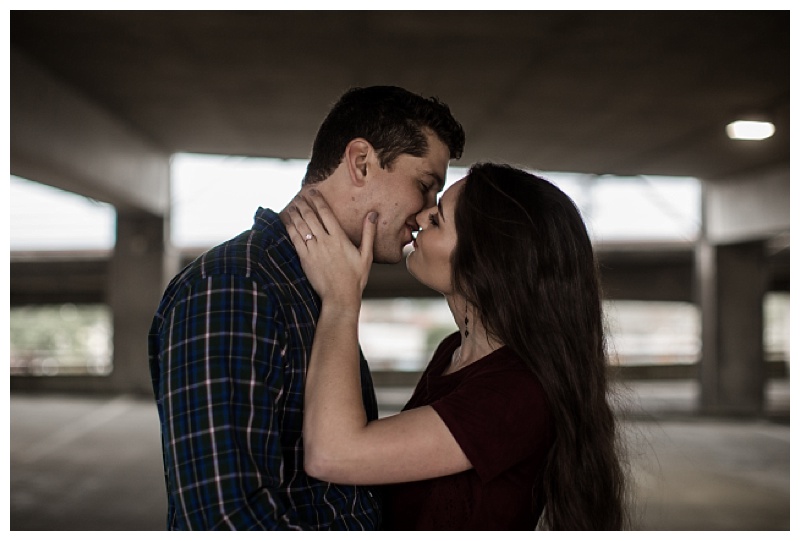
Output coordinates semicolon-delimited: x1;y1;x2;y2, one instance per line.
148;86;465;530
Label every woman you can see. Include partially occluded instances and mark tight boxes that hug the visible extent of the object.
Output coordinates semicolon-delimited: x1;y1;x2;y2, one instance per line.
286;163;627;530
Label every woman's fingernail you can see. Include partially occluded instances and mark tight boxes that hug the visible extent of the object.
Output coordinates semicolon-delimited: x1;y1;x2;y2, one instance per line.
368;211;378;223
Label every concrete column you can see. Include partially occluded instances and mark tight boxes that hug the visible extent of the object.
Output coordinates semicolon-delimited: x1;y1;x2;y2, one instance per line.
696;238;767;415
107;210;179;395
695;165;787;416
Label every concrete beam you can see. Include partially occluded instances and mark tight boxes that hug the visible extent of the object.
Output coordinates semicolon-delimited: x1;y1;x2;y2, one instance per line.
10;48;170;214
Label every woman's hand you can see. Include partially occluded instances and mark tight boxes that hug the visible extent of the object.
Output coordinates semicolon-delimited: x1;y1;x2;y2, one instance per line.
288;190;472;487
286;189;378;308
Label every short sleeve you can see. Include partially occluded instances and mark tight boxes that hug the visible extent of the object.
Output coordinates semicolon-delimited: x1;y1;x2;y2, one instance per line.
431;364;552;483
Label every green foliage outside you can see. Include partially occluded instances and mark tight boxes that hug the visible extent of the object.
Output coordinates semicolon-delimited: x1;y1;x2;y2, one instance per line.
10;304;112;376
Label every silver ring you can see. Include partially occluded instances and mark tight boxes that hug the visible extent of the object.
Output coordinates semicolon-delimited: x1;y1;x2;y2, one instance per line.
304;233;315;241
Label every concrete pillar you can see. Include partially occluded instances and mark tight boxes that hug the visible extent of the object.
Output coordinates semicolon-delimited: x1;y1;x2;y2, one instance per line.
695;165;787;416
107;210;179;395
696;238;767;415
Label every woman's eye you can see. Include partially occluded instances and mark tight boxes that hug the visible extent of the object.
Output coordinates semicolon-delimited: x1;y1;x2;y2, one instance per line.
428;214;439;227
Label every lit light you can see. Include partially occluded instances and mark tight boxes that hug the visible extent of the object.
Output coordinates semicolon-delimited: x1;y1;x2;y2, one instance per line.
726;120;775;140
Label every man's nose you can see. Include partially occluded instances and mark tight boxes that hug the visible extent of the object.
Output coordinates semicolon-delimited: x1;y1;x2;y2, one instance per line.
415;208;430;228
424;190;437;209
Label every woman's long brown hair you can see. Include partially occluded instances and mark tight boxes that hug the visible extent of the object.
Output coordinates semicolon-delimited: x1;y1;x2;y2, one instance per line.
451;163;627;530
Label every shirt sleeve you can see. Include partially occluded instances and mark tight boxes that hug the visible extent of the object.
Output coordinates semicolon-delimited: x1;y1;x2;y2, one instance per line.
155;274;299;530
431;365;553;483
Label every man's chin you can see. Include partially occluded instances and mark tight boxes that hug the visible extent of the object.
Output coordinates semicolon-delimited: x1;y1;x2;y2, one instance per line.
372;247;404;265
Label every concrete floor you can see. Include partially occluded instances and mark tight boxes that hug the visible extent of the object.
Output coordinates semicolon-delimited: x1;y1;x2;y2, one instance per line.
9;380;791;531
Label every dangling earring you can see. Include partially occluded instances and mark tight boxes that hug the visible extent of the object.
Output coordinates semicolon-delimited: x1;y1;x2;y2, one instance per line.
464;305;470;338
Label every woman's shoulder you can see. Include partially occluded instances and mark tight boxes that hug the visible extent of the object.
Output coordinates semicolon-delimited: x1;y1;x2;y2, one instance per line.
466;346;547;399
467;344;532;376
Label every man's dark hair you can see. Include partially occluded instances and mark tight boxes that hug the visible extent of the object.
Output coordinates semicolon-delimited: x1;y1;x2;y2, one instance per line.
303;86;465;185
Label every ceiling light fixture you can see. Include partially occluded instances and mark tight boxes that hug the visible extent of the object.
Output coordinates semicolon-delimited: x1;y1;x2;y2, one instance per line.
726;120;775;140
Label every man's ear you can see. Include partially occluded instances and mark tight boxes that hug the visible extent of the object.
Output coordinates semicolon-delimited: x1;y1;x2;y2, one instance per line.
344;138;372;187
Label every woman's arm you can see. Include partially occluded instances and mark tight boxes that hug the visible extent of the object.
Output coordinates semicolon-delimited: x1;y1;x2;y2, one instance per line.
285;191;471;485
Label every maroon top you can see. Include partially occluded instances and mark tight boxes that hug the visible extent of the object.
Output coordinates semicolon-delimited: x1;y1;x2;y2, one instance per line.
381;332;555;530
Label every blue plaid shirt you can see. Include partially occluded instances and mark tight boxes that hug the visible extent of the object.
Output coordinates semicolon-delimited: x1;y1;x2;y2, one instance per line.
148;207;381;530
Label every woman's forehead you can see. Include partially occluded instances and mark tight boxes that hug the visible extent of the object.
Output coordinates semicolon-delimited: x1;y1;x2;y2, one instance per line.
440;176;467;209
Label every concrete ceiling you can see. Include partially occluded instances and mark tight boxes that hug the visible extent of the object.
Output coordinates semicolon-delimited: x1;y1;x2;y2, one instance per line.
11;10;789;180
